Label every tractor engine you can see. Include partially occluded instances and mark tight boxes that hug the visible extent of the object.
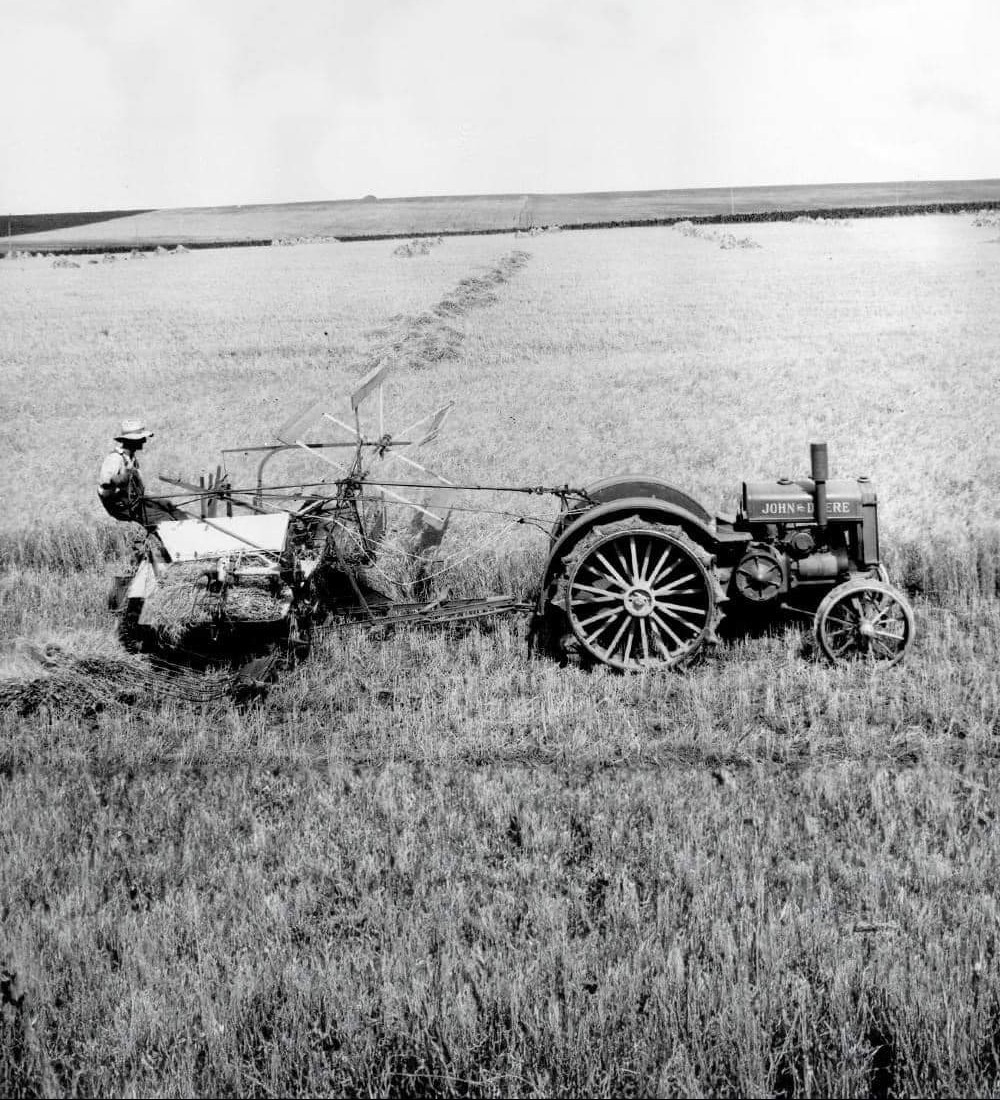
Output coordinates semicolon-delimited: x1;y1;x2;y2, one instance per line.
728;443;880;608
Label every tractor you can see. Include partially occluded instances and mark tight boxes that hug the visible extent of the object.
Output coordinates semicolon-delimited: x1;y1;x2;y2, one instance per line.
535;443;914;670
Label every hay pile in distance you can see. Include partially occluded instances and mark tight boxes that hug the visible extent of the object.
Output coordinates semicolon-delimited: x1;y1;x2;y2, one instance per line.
271;235;340;246
393;236;443;257
793;215;850;228
674;221;762;250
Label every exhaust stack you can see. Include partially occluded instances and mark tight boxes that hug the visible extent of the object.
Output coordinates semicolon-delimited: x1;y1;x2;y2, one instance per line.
810;442;828;536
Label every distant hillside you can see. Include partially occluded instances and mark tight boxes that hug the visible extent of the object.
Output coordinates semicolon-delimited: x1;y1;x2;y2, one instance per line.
5;180;1000;253
3;208;153;239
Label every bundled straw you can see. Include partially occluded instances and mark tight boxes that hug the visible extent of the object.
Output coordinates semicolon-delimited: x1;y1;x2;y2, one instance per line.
140;561;215;643
140;561;290;641
224;583;288;623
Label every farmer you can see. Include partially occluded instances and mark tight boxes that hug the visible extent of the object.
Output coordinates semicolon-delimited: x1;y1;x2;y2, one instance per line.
98;419;187;527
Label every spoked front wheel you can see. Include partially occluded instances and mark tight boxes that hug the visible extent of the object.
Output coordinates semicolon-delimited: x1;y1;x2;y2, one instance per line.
555;517;721;671
814;580;915;667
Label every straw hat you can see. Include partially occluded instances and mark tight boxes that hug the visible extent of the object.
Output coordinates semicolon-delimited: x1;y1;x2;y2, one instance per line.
114;418;154;442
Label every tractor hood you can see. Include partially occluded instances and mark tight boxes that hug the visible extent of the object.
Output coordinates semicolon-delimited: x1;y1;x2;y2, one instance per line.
155;513;291;561
742;479;873;523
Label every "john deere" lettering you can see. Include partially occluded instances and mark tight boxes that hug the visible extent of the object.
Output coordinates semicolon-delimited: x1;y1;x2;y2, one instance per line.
759;499;853;517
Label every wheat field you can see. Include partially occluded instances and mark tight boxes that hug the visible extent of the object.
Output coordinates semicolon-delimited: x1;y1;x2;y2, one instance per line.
2;214;1000;1097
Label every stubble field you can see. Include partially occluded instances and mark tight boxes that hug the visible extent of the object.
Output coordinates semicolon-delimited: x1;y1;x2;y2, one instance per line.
2;215;1000;1097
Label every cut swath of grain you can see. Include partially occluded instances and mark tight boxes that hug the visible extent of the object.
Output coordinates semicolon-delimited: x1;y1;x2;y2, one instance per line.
362;312;464;373
355;249;531;374
432;250;530;317
0;629;148;715
400;313;463;367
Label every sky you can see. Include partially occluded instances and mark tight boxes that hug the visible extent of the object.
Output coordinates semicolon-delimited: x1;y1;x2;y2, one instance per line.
1;0;998;213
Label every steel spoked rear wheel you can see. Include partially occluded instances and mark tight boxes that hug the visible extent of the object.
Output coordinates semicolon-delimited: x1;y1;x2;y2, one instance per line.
561;518;719;671
814;580;914;667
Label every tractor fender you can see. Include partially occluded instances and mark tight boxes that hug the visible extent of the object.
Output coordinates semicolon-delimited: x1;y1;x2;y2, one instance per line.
550;474;712;544
538;496;718;607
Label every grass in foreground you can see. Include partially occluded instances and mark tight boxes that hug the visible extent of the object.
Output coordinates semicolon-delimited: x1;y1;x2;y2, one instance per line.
1;531;999;1096
3;214;1000;1096
4;759;1000;1098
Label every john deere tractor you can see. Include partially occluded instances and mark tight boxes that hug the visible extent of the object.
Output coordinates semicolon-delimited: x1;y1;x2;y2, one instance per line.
536;443;914;670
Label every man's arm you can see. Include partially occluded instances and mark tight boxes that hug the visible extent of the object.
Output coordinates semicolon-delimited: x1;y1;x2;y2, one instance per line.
98;452;127;495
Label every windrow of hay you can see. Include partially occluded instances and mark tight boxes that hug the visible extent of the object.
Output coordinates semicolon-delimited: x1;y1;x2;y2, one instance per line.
433;250;531;316
356;249;531;375
0;629;148;716
364;312;464;372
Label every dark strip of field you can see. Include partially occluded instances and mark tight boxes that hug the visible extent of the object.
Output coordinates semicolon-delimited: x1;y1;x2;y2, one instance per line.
3;179;999;254
3;208;154;238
